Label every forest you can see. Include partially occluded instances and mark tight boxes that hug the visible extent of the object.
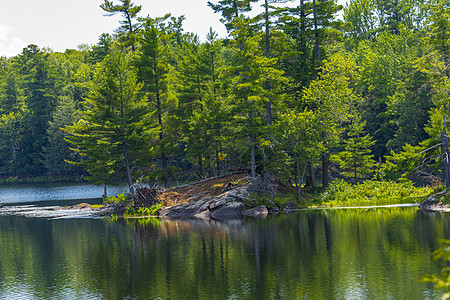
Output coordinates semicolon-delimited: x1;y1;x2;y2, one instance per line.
0;0;448;196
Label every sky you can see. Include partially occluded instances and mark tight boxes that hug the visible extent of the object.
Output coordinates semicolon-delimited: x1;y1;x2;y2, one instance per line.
0;0;346;58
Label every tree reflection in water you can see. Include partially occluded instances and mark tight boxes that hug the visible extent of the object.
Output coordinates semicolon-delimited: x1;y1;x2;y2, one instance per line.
0;207;445;299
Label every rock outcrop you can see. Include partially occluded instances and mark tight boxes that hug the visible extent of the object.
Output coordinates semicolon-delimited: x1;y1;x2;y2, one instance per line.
159;184;249;219
243;205;268;217
419;191;450;212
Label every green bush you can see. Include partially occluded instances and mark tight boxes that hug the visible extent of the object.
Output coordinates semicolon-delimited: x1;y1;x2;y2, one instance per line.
105;193;131;205
125;204;163;217
420;239;450;298
317;179;432;207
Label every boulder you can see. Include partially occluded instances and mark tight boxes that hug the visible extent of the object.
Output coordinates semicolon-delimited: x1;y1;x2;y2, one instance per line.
210;202;245;219
283;202;299;212
243;205;268;217
419;191;450;212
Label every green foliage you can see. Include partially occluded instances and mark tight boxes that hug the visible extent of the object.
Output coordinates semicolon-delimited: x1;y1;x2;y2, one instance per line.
100;0;142;50
0;0;448;193
104;193;132;205
65;48;152;192
380;143;424;181
420;239;450;298
318;179;432;207
125;204;163;217
331;119;377;183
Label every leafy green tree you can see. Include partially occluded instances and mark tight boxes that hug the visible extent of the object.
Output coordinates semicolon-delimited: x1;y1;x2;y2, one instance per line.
0;111;23;177
373;0;422;33
355;28;427;157
276;108;322;198
331;120;377;183
176;30;229;178
44;94;81;176
281;0;342;103
87;34;114;64
344;0;377;45
65;49;151;194
303;52;359;187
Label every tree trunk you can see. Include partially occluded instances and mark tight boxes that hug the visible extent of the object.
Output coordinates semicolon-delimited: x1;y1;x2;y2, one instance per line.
441;115;450;187
322;131;329;188
251;134;256;187
198;155;204;179
103;182;107;203
250;111;256;189
161;153;169;188
123;144;134;195
296;159;302;199
306;158;315;188
155;79;169;188
313;0;321;62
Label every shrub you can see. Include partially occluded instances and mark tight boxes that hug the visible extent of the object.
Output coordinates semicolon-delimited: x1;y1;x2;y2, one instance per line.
105;193;132;205
318;179;432;207
125;204;163;217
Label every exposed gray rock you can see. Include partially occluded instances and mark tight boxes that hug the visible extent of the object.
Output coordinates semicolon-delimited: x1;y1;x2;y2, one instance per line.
210;202;245;219
243;205;268;217
283;202;299;212
160;182;250;219
194;209;211;220
419;191;450;212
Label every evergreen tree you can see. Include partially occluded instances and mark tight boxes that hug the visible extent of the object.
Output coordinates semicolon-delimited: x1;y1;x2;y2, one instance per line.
12;45;58;177
208;0;259;32
226;17;287;190
136;16;179;187
65;49;151;194
331;119;377;183
100;0;142;51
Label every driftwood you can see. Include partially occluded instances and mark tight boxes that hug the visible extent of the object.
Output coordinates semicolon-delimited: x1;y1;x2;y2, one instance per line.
133;185;159;208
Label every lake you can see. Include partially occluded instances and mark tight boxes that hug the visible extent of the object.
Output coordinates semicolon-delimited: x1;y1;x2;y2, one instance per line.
0;184;446;299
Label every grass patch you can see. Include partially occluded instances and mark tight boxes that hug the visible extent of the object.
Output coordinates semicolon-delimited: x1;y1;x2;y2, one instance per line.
313;179;432;207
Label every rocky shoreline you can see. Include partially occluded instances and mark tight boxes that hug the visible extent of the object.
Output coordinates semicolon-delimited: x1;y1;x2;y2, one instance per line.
159;183;270;219
419;191;450;212
0;175;295;220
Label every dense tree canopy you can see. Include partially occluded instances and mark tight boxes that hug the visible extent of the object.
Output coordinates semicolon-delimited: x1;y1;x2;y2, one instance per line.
0;0;448;191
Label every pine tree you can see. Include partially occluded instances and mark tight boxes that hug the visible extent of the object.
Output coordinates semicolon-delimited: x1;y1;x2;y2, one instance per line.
100;0;142;51
12;45;58;177
207;0;258;32
136;16;179;187
226;17;287;191
331;120;377;183
65;49;151;194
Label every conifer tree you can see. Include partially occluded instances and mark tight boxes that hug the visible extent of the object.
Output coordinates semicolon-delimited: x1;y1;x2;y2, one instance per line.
331;120;377;183
136;16;179;187
226;17;287;190
65;49;151;194
100;0;142;51
208;0;258;32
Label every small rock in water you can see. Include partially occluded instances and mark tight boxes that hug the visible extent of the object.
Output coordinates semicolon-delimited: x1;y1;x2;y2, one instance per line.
243;205;268;217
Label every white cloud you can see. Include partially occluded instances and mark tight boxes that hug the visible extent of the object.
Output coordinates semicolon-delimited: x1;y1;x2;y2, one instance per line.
0;24;12;41
0;24;27;57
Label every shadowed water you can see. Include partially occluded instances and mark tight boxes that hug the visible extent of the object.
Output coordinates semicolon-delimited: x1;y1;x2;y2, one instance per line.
0;206;446;299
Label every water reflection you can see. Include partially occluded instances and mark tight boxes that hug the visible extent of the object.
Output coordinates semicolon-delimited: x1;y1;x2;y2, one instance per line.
0;207;445;299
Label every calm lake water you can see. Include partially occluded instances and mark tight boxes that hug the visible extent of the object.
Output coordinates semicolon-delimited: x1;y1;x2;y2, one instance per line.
0;185;446;299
